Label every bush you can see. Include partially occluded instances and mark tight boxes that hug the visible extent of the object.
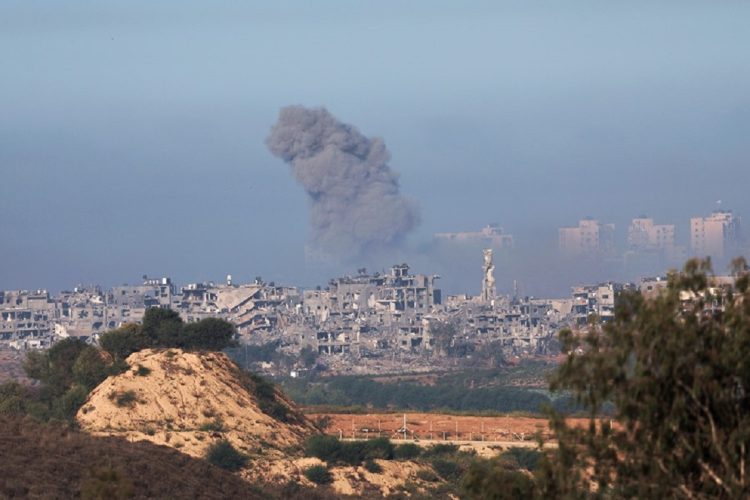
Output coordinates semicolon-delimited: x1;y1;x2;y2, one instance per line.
99;324;148;362
423;443;459;457
303;465;332;485
199;419;225;432
72;346;108;391
363;458;382;473
394;443;422;460
135;365;151;377
461;458;535;499
53;385;90;420
500;447;541;471
111;390;138;408
431;458;463;482
205;440;247;472
182;318;235;350
363;437;394;460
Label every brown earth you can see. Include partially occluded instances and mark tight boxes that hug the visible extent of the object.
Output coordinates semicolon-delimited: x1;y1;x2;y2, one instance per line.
76;349;438;497
0;416;336;500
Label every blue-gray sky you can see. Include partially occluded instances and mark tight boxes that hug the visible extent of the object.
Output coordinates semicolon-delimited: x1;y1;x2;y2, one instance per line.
2;1;749;295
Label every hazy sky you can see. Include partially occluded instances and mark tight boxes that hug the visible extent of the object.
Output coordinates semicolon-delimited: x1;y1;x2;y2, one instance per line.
2;1;749;295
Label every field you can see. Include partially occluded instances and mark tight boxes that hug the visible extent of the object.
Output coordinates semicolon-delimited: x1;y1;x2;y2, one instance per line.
310;412;590;445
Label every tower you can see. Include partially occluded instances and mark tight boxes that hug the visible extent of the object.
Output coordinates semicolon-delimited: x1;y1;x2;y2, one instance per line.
481;248;496;303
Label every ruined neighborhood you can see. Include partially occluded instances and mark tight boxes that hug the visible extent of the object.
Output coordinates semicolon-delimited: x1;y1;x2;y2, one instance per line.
1;248;659;376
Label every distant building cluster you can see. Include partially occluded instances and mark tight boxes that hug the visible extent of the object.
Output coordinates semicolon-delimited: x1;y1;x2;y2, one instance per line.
435;209;743;264
558;209;741;261
7;246;729;376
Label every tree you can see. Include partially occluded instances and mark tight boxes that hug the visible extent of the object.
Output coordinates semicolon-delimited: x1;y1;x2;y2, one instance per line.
24;338;88;396
141;307;183;347
182;318;235;350
538;258;750;498
73;346;108;391
99;323;148;362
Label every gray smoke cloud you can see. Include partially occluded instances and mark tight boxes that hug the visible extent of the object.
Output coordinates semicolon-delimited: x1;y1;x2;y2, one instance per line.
266;105;419;260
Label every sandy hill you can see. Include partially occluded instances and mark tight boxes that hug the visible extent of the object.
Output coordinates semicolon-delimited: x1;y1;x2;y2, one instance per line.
0;416;329;499
77;349;317;462
77;349;438;496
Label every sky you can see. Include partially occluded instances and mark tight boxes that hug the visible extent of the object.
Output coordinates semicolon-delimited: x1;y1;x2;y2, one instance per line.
2;1;749;296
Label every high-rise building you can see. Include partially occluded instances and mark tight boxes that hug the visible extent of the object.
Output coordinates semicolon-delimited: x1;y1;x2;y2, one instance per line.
690;210;741;259
628;217;675;252
559;218;615;258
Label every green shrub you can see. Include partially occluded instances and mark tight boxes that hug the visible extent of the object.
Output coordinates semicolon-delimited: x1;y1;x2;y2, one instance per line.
394;443;422;460
199;419;225;432
423;443;459;457
99;324;148;362
53;385;90;420
431;458;463;482
461;457;535;499
363;458;382;473
416;469;440;483
205;440;247;472
135;365;151;377
500;447;541;471
303;465;332;485
363;437;394;460
72;346;108;391
111;390;138;408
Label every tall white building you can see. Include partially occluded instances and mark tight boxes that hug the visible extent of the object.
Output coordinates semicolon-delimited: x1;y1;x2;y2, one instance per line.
559;219;615;258
690;210;741;259
628;217;675;252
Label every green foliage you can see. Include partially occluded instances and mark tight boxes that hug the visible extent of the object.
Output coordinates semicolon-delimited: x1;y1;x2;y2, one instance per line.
183;318;236;351
363;458;382;473
73;346;108;391
99;324;147;362
205;440;248;472
304;435;394;466
394;443;422;460
279;371;565;414
0;382;31;416
141;308;183;347
25;338;88;396
300;346;318;368
499;447;541;472
539;258;750;498
111;390;137;408
422;443;459;457
431;458;463;482
53;385;90;420
19;339;111;423
461;457;535;500
80;466;135;500
199;419;225;432
303;465;332;485
135;365;151;377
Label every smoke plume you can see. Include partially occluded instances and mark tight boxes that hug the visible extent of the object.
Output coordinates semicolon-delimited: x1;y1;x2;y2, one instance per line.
266;105;419;260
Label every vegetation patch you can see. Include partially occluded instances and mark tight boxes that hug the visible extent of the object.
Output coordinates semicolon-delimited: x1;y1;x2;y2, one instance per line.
135;365;151;377
109;390;138;408
304;435;394;466
303;465;332;485
199;419;225;432
205;440;248;472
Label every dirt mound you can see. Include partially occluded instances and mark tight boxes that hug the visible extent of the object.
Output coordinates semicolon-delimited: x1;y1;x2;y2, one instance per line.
0;416;281;499
77;349;317;462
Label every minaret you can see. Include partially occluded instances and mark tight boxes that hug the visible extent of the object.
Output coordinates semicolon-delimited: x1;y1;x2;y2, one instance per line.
481;248;496;303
